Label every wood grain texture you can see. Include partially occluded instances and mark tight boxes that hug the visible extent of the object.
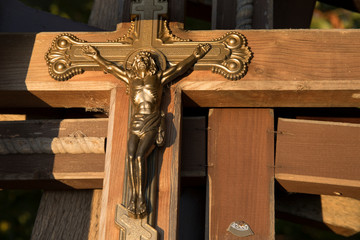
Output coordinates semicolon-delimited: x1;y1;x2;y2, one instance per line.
0;119;107;189
2;29;360;108
156;88;182;240
0;154;104;189
208;108;274;240
276;193;360;237
252;0;273;29
276;118;360;199
0;118;108;138
99;88;129;240
89;0;131;30
181;117;206;177
31;190;101;240
212;0;236;29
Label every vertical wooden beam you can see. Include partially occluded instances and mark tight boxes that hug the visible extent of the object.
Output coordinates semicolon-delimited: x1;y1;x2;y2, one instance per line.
212;0;236;29
212;0;273;29
156;88;182;240
89;0;132;30
252;0;273;29
169;0;185;23
99;87;129;240
208;108;274;240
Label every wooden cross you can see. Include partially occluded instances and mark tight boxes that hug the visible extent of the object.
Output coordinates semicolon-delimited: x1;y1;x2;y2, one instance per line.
1;0;360;240
44;0;252;238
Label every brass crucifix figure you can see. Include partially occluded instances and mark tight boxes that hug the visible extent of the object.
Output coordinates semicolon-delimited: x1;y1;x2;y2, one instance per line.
82;43;211;218
45;0;252;238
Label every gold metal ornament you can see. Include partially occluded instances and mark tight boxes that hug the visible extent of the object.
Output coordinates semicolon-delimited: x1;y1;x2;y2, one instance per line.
44;0;252;239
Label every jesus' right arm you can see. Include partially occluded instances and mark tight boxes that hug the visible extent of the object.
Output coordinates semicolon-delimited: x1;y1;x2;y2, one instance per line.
82;45;129;85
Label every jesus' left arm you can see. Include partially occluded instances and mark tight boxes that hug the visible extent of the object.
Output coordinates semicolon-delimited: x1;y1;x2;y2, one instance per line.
161;43;211;86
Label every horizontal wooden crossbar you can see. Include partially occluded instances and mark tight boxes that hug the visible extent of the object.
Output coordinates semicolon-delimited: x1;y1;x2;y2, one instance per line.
1;29;360;108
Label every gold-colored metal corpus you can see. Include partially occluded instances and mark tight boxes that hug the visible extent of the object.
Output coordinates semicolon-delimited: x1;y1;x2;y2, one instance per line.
82;43;210;219
44;0;253;239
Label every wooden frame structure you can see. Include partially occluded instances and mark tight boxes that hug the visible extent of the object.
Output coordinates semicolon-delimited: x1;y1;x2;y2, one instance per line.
1;0;360;239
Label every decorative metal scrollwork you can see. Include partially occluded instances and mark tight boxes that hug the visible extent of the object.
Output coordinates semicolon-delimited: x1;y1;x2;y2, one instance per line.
45;33;87;81
211;32;253;80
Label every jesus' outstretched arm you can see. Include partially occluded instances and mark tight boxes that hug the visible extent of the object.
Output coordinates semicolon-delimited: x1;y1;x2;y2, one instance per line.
161;43;211;86
82;45;130;85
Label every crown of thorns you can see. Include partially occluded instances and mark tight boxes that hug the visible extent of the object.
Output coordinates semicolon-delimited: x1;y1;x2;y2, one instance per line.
132;51;157;75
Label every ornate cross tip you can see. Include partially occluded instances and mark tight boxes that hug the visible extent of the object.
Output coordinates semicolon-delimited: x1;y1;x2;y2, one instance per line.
115;205;158;240
45;33;87;81
210;32;253;81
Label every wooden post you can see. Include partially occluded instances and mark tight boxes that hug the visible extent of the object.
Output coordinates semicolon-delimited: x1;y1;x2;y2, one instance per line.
208;108;274;240
99;88;129;239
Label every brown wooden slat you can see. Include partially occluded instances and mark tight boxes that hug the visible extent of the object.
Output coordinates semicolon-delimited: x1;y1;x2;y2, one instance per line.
0;154;104;189
156;88;182;240
89;0;132;30
2;30;360;108
212;0;236;29
276;118;360;199
181;116;206;177
31;190;101;240
276;193;360;237
208;108;274;240
0;118;108;138
253;0;273;29
0;119;107;189
98;88;129;240
0;116;204;189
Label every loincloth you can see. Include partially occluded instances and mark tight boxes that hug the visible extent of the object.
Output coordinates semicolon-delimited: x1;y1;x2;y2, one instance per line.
130;111;161;137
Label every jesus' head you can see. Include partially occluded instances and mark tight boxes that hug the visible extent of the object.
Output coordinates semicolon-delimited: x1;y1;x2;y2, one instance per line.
132;51;157;75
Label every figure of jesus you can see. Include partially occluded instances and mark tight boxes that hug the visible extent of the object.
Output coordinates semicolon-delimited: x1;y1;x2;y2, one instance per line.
82;43;211;218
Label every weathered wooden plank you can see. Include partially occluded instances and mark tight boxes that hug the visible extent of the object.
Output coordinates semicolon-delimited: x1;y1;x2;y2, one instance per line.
89;0;132;30
0;116;204;189
98;88;129;240
212;0;236;29
181;116;206;177
252;0;273;29
0;154;104;189
31;190;101;240
276;118;360;199
156;88;182;240
0;119;107;189
0;118;108;138
276;193;360;237
180;79;360;107
208;108;274;240
2;30;360;108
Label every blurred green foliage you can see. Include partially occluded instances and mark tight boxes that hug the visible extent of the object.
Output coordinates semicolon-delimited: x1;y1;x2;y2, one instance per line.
311;2;360;29
0;190;42;240
19;0;94;24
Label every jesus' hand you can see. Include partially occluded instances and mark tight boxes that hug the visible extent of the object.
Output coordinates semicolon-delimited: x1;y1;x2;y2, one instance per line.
193;43;211;60
82;45;99;59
